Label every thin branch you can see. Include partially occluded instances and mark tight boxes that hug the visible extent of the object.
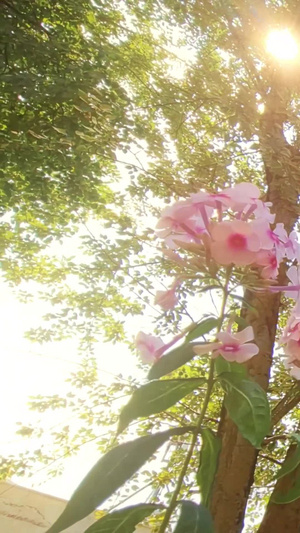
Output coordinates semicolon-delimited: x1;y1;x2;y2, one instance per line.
271;384;300;427
259;453;283;466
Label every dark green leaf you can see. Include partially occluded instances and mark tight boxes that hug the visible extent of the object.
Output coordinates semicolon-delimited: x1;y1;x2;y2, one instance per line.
46;428;191;533
234;316;249;330
118;378;206;434
197;429;221;506
174;501;214;532
214;356;247;377
275;435;300;481
220;373;270;448
148;344;196;380
272;475;300;504
84;503;163;533
185;317;220;342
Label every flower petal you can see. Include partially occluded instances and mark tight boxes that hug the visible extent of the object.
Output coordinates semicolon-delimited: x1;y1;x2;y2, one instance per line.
234;326;255;344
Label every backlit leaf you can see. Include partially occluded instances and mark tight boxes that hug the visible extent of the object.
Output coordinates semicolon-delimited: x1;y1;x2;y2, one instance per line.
118;378;206;433
197;429;221;506
173;501;214;532
148;344;197;380
46;428;191;533
84;503;163;532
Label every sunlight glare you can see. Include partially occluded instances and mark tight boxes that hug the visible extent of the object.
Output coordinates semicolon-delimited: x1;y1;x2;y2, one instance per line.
266;29;298;61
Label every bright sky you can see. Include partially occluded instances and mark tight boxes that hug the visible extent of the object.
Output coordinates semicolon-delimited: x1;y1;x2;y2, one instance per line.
0;273;145;498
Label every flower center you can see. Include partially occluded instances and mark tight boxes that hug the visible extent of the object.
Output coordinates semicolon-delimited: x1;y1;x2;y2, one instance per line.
228;232;247;250
222;343;239;353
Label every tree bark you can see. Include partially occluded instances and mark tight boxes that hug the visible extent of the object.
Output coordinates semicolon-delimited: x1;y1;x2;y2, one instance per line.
210;82;300;533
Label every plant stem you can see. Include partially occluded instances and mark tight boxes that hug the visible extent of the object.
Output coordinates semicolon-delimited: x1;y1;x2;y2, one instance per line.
158;360;215;533
158;268;231;532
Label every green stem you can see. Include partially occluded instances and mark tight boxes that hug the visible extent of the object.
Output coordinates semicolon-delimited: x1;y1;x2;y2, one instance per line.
158;268;231;533
158;360;215;533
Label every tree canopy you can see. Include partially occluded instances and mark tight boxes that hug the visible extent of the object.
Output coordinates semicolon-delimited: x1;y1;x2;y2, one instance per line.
2;1;300;532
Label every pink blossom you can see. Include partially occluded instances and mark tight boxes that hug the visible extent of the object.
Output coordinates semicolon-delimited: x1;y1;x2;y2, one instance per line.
285;231;300;261
280;314;300;344
285;360;300;380
193;326;259;363
210;220;261;266
177;192;214;223
284;338;300;362
255;250;279;279
225;182;261;210
156;203;206;249
285;266;300;314
155;287;178;310
253;200;275;224
135;329;188;365
135;332;165;365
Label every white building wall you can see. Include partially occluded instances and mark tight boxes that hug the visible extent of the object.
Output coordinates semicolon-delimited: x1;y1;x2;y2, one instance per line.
0;481;151;532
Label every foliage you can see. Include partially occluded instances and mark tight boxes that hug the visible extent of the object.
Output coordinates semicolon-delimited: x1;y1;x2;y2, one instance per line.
3;1;300;532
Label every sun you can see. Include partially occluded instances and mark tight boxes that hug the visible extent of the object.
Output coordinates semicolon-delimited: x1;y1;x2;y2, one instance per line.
266;29;298;61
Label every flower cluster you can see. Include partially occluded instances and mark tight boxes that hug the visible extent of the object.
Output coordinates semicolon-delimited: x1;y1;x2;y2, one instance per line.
156;182;299;275
134;182;300;380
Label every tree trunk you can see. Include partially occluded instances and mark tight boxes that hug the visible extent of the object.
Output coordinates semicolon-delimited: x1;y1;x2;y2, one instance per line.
209;290;280;533
210;84;300;533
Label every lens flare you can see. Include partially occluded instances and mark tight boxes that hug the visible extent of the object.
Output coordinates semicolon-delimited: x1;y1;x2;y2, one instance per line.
266;29;298;61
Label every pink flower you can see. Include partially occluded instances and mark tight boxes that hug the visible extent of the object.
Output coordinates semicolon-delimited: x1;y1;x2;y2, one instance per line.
255;250;279;279
210;220;261;266
135;329;188;365
135;332;165;365
225;182;261;210
283;333;300;381
193;326;259;363
284;338;300;362
280;314;300;344
285;360;300;380
285;266;300;314
253;200;275;224
177;192;214;223
285;231;300;261
156;203;206;249
155;287;178;310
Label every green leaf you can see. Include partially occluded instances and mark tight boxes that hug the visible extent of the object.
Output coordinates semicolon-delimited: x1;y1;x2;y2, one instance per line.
185;317;220;342
272;475;300;504
214;355;248;377
84;503;163;533
46;428;191;533
220;373;270;448
275;435;300;481
230;294;259;316
173;501;214;533
234;316;249;330
118;378;206;434
148;343;197;380
197;429;221;506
